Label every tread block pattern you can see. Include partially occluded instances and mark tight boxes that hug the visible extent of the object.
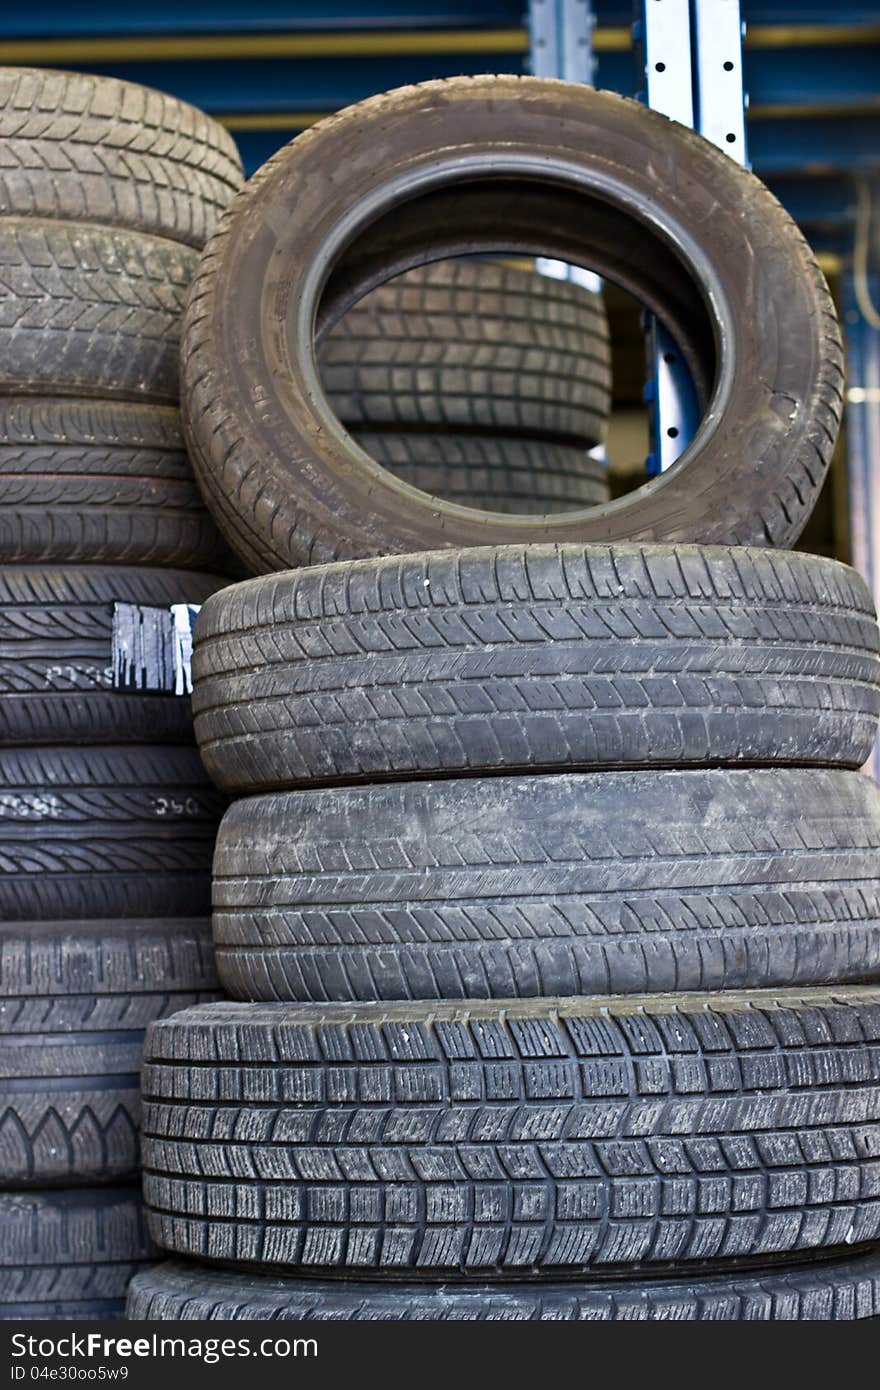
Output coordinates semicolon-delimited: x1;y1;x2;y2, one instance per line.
352;431;609;514
0;565;228;743
321;260;611;445
141;989;880;1279
0;219;197;402
0;399;236;569
0;919;219;1186
0;746;223;921
211;767;880;1002
0;68;243;247
192;543;880;793
128;1252;880;1321
0;1188;154;1320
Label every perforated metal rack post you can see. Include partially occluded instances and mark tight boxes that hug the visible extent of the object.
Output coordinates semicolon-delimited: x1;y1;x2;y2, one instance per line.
528;0;747;475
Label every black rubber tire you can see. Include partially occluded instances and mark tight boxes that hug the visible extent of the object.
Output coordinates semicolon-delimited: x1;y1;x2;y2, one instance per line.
0;1187;154;1320
0;68;243;248
0;746;223;921
0;399;237;569
351;432;609;514
0;918;218;1187
142;987;880;1279
0;565;228;745
191;543;880;795
128;1252;880;1320
182;77;842;573
321;260;610;446
0;218;196;403
213;768;880;1002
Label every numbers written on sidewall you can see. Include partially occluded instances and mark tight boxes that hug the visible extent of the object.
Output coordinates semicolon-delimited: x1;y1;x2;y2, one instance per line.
0;793;61;819
44;665;113;688
150;796;206;818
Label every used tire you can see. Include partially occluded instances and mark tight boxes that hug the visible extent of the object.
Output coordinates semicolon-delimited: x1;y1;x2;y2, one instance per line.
351;433;609;514
0;1188;154;1320
0;565;227;745
0;399;236;569
142;988;880;1279
0;746;223;921
0;68;243;247
129;1252;880;1320
192;544;880;794
321;260;610;445
213;768;880;1002
0;918;219;1187
0;219;196;402
182;77;842;572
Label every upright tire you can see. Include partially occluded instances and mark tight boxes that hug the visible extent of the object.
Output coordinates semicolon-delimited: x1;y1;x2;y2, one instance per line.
192;544;880;793
0;565;228;744
0;746;223;921
129;1253;880;1321
0;1188;154;1320
141;988;880;1279
0;918;219;1186
182;77;842;572
0;68;243;247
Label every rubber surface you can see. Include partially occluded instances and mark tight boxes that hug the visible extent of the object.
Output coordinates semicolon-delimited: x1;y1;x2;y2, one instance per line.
0;746;223;921
213;768;880;1002
192;544;880;794
321;260;610;445
0;399;236;569
142;988;880;1279
0;218;196;402
0;918;218;1187
181;77;842;572
0;67;243;247
0;1187;154;1320
351;432;609;514
0;565;227;744
129;1252;880;1320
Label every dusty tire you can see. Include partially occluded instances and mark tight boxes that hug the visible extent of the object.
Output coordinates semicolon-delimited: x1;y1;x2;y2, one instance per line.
0;219;196;402
182;77;842;572
351;433;609;513
0;399;236;569
142;987;880;1279
0;1188;154;1320
0;68;243;247
0;565;227;745
0;918;218;1186
129;1253;880;1320
321;260;610;445
192;544;880;794
0;746;223;921
213;768;880;1002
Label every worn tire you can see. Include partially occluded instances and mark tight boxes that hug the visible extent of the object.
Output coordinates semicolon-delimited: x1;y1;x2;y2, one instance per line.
0;68;243;248
0;746;223;921
0;399;236;569
0;918;218;1187
0;565;227;745
182;77;842;572
213;768;880;1002
0;1188;154;1320
142;988;880;1279
192;544;880;794
0;219;196;402
321;260;610;445
129;1252;880;1320
351;433;609;513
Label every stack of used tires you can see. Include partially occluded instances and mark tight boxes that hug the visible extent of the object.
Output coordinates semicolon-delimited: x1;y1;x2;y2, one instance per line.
0;68;244;1321
319;259;611;515
130;78;880;1321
